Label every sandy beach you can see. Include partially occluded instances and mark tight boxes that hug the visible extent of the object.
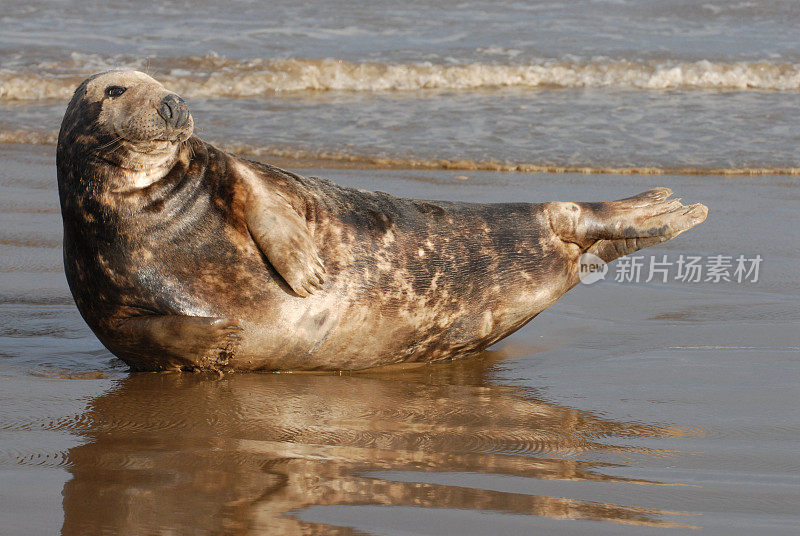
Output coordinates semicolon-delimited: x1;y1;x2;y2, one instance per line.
2;143;799;534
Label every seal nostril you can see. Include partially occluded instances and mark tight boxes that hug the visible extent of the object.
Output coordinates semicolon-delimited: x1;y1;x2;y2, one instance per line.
159;99;174;121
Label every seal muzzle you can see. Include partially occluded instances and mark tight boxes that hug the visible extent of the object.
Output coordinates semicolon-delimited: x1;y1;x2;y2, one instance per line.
159;93;190;130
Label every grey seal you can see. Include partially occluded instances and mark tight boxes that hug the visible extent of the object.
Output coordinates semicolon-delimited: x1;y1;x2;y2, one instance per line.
57;70;708;371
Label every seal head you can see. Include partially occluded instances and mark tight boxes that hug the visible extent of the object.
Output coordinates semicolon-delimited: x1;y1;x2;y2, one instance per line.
58;70;193;194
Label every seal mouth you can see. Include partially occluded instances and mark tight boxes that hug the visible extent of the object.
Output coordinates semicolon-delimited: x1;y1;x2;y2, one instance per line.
112;134;180;155
152;130;192;144
113;115;193;151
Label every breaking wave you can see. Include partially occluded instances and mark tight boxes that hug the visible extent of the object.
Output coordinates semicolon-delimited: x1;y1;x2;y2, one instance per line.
2;54;800;100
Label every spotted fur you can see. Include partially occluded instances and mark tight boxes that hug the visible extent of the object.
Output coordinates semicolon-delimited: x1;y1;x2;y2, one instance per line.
58;70;708;371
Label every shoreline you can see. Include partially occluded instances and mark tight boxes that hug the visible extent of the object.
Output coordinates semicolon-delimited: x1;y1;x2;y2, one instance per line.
2;140;799;177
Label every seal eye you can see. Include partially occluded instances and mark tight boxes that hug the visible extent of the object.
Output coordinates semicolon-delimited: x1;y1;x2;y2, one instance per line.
104;86;127;98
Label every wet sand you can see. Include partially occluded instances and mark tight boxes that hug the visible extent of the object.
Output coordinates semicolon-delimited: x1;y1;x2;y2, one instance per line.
1;144;799;535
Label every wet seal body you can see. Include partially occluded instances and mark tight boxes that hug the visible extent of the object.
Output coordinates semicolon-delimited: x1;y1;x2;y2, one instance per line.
58;70;708;372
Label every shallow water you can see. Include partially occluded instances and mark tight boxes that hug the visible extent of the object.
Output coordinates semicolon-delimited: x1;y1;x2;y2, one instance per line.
2;0;800;173
2;1;800;534
2;145;799;535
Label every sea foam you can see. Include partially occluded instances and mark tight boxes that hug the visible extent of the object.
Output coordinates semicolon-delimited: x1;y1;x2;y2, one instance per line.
2;56;799;100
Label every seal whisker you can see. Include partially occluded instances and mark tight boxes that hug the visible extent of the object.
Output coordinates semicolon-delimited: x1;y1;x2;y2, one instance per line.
96;136;124;152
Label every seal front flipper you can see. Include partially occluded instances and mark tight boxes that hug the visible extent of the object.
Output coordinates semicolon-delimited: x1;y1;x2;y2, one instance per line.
109;316;241;371
244;189;326;297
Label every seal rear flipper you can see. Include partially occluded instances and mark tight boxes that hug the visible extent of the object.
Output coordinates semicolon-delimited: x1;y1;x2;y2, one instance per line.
109;315;241;371
585;203;707;262
548;188;708;262
244;192;326;297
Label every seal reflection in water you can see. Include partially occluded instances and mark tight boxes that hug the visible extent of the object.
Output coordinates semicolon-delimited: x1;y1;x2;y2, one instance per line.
57;70;708;371
61;354;698;534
